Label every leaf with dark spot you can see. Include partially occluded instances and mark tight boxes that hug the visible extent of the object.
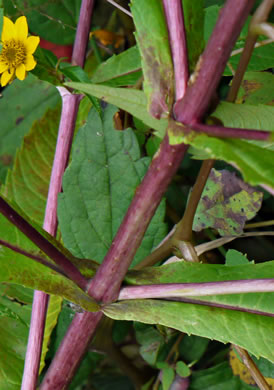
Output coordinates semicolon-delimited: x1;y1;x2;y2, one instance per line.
193;169;263;236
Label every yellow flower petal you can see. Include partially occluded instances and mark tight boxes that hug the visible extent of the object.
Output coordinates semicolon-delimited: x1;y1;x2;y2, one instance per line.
25;55;36;71
16;63;26;80
15;16;28;40
26;36;40;54
1;69;14;86
2;17;16;41
0;62;8;73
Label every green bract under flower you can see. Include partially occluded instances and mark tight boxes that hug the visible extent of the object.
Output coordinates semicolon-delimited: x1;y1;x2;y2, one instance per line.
0;16;40;86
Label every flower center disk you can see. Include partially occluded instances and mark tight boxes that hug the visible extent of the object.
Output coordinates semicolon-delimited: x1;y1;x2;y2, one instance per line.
2;39;27;68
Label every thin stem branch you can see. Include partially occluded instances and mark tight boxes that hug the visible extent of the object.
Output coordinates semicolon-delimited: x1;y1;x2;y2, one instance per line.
118;279;274;300
227;0;273;103
173;160;215;242
230;38;273;57
185;122;271;141
233;345;271;390
162;0;189;101
0;239;64;275
134;238;173;270
245;220;274;229
106;0;133;18
252;22;274;39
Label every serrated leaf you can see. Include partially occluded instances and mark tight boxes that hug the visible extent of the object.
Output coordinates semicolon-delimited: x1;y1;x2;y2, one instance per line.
125;259;274;315
237;71;274;106
65;82;168;138
58;105;167;267
104;299;274;363
0;74;60;183
91;45;142;86
193;169;263;236
130;0;174;118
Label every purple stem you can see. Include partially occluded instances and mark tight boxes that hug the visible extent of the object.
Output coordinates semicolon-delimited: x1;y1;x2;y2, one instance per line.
71;0;95;67
20;91;85;390
184;122;271;141
118;279;274;300
41;1;256;388
162;0;189;100
0;239;64;275
170;375;190;390
21;0;94;382
0;196;87;290
174;0;256;123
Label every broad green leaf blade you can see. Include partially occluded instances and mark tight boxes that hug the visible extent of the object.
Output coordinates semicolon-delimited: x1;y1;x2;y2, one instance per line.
104;299;274;363
183;0;204;71
213;102;274;131
3;106;61;225
130;0;174;118
125;258;274;316
236;71;274;106
39;295;63;373
91;45;142;87
0;293;32;390
58;105;167;267
5;0;80;45
0;74;60;183
193;169;263;236
65;82;168;138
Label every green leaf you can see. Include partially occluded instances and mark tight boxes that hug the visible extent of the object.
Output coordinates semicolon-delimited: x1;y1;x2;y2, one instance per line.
161;365;175;390
193;169;263;236
225;249;249;266
0;294;31;390
183;0;205;71
39;295;63;373
130;0;174;118
65;82;168;138
104;299;274;363
135;323;164;366
0;8;3;38
189;362;254;390
236;71;274;106
213;101;274;131
4;0;80;45
176;361;191;378
91;45;142;87
252;356;274;378
125;259;274;315
179;335;209;364
58;105;167;267
0;74;60;183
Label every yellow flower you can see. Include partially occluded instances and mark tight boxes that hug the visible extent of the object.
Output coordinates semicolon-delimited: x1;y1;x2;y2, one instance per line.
0;16;40;86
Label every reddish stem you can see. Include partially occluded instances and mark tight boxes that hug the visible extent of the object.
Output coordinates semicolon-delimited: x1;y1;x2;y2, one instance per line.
71;0;95;67
162;0;189;100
